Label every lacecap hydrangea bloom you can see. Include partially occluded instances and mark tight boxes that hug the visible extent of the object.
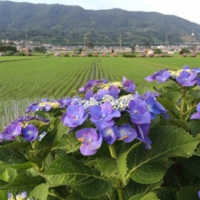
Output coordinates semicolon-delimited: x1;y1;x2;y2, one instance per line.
145;65;200;87
1;77;169;156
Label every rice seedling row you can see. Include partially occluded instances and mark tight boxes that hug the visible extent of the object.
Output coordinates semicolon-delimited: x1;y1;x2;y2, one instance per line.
1;56;199;128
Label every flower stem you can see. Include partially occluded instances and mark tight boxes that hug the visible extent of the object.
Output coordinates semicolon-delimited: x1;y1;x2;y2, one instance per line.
180;97;185;120
108;144;125;200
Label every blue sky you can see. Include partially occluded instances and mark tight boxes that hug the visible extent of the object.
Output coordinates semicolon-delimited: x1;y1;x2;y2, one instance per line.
11;0;200;25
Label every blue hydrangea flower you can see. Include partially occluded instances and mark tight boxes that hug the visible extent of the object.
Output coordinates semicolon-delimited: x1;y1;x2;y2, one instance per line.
12;115;49;123
85;89;93;100
67;96;81;105
88;102;121;130
21;124;38;142
2;122;22;140
176;70;196;86
108;85;120;99
115;123;137;143
61;105;87;127
99;126;117;144
128;99;151;124
93;89;109;101
198;190;200;198
57;97;71;108
142;91;169;120
134;123;152;150
26;102;40;113
122;77;136;92
191;102;200;119
79;78;107;93
145;69;170;83
76;128;102;155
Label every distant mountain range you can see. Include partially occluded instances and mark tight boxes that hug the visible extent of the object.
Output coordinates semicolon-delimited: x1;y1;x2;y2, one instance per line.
0;1;200;46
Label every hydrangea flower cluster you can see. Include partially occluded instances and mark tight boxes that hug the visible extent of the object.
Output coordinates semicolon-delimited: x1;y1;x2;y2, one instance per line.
145;65;200;86
0;77;169;156
59;77;168;155
0;115;48;143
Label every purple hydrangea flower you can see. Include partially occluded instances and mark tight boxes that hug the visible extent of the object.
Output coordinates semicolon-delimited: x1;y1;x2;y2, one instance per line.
21;124;38;142
57;97;71;108
198;190;200;198
76;128;102;155
176;70;197;86
145;69;170;83
67;96;81;105
142;91;169;120
26;102;40;113
134;123;152;150
128;99;151;124
115;123;137;143
88;102;121;130
2;122;22;140
85;89;93;100
61;105;87;128
40;103;52;112
79;78;107;93
191;103;200;119
122;77;136;92
193;67;200;73
108;85;120;99
99;126;117;144
93;89;109;101
12;115;49;123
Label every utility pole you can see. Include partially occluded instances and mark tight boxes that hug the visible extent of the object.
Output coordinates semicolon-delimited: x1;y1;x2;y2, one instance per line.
84;34;87;51
191;30;195;52
165;35;168;51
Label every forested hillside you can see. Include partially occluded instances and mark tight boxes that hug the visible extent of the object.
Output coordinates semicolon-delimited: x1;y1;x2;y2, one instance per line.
0;1;200;45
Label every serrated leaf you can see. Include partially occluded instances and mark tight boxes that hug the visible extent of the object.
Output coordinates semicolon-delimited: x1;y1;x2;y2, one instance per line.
0;166;17;183
1;174;43;189
188;88;200;99
169;119;188;132
117;142;140;186
130;162;167;184
129;192;159;200
156;187;177;200
53;133;80;154
0;147;28;164
2;162;32;170
157;98;179;118
96;157;119;178
68;190;89;200
189;121;200;137
124;179;162;199
0;190;7;200
181;156;200;177
29;183;49;200
0;141;30;149
42;155;113;198
38;117;68;149
127;126;198;184
177;186;199;200
25;142;58;169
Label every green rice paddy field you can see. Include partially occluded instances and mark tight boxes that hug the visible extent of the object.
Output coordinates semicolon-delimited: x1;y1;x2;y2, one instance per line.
1;55;200;127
